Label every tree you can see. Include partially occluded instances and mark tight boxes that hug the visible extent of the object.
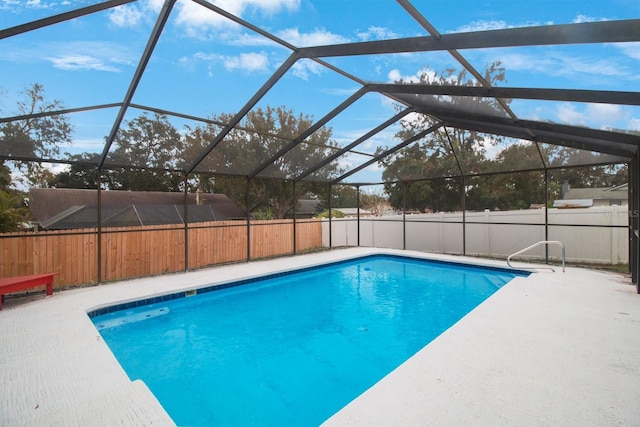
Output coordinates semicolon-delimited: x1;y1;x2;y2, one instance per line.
360;188;389;216
329;185;358;208
0;164;11;191
0;190;30;232
0;83;73;188
106;112;184;192
48;153;102;189
47;113;188;191
465;143;546;210
382;63;507;212
383;145;438;212
316;209;346;218
183;106;342;218
546;146;627;188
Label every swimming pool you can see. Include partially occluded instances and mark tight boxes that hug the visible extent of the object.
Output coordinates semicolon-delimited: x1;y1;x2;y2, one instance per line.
91;255;527;426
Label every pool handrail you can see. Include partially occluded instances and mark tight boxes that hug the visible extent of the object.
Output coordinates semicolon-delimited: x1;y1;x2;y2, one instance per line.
507;240;566;272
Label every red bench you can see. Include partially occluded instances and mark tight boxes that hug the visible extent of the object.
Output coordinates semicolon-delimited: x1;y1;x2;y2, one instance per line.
0;273;58;310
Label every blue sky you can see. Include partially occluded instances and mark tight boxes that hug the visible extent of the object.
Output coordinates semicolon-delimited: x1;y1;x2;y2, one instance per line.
1;0;639;184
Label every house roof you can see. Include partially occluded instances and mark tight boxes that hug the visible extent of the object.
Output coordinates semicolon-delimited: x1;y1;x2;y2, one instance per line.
29;188;246;229
563;184;628;201
294;199;324;216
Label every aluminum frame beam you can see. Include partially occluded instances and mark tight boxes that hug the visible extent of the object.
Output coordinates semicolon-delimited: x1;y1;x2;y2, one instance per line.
372;84;640;106
247;87;369;180
298;19;640;58
436;115;637;158
1;1;638;183
185;53;302;175
0;0;137;40
332;122;445;184
98;0;177;169
294;107;416;183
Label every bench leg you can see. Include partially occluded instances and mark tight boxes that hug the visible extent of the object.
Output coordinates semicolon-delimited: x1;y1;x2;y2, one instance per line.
46;281;54;296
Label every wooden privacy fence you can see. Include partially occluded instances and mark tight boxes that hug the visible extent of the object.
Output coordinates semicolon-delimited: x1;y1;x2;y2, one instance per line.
0;219;323;289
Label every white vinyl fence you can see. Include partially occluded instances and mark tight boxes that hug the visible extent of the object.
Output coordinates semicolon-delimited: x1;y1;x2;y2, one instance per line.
322;206;629;265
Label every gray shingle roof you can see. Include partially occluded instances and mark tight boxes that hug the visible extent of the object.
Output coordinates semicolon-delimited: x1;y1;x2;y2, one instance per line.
29;188;246;229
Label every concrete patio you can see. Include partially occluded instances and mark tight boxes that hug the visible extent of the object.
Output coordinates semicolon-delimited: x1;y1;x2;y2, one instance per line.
1;248;639;426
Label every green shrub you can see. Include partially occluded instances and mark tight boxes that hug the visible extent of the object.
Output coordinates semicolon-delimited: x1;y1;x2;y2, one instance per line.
316;209;345;218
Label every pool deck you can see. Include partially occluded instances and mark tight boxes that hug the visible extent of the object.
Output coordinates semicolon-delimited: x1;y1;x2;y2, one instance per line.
1;247;639;426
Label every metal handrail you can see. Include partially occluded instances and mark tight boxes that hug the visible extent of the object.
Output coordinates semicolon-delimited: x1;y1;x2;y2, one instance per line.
507;240;565;272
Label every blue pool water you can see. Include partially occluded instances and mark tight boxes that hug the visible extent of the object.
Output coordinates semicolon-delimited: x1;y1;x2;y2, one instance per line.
92;255;527;426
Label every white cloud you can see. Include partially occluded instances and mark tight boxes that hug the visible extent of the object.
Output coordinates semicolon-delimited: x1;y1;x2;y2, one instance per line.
108;4;143;27
557;102;627;129
46;54;121;72
0;40;134;72
479;134;508;160
400;111;430;129
277;27;349;47
492;49;632;81
70;137;107;151
42;41;136;72
572;14;608;24
455;20;509;32
557;103;586;125
387;69;401;81
333;127;394;152
0;0;19;9
587;103;623;124
175;0;231;35
388;69;417;83
573;14;594;24
387;67;438;84
365;162;384;172
452;13;607;34
147;0;165;10
357;26;399;41
26;0;45;7
616;42;640;61
224;52;269;71
212;0;300;15
334;152;384;173
1;0;59;9
174;0;300;38
106;0;342;48
363;128;397;152
336;154;356;170
556;55;624;78
321;87;361;97
452;19;554;33
225;32;282;47
107;0;164;28
20;0;52;8
43;163;69;175
291;58;324;80
192;51;269;73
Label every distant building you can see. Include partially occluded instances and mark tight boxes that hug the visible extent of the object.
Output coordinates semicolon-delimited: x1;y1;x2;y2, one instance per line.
554;182;628;208
286;200;379;218
286;199;325;219
28;188;246;230
331;208;373;217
